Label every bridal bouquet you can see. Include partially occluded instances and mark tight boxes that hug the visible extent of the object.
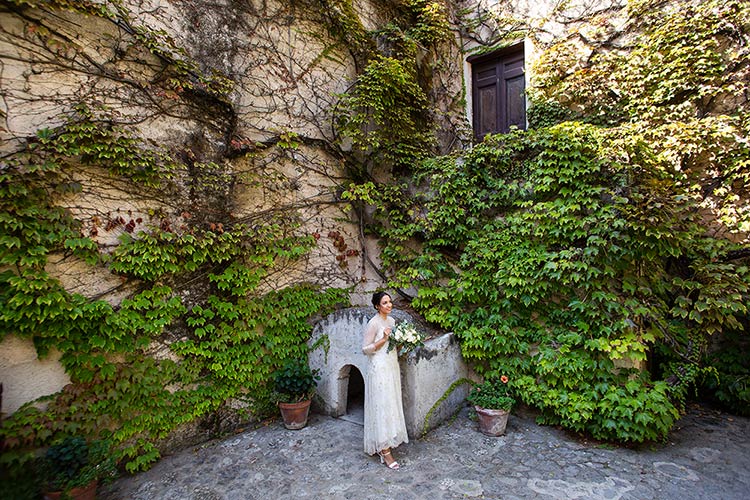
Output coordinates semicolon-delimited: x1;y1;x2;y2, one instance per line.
388;321;425;355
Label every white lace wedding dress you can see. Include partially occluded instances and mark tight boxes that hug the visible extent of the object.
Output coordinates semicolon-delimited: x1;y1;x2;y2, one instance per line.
362;314;409;455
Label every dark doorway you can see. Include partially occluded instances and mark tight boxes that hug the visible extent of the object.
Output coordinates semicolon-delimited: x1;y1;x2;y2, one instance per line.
341;365;365;426
347;366;365;412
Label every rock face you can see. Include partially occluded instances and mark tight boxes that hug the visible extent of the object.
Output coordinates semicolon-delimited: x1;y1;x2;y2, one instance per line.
0;0;475;416
0;1;426;412
0;1;375;292
308;307;469;437
0;1;469;455
0;336;70;414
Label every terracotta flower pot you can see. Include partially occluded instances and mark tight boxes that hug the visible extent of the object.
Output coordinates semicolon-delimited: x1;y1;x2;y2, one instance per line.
278;400;312;430
474;406;510;436
43;479;98;500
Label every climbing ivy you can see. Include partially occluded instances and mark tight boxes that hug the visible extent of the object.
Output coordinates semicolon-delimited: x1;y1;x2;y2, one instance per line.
0;0;456;482
0;106;347;476
0;1;461;494
337;55;433;173
344;0;749;440
332;0;453;175
349;118;749;442
523;0;750;423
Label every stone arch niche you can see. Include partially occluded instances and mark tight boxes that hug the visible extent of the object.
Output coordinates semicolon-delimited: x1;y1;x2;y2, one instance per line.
335;363;365;420
308;307;470;437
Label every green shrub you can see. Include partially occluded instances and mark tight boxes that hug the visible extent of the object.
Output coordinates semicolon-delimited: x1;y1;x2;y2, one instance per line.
273;359;321;403
467;376;515;411
347;119;749;442
37;437;117;494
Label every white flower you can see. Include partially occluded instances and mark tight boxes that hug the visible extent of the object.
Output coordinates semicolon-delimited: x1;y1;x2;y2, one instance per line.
389;321;425;355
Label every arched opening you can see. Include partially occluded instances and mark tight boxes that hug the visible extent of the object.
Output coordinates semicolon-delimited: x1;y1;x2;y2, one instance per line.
338;364;365;425
347;366;365;411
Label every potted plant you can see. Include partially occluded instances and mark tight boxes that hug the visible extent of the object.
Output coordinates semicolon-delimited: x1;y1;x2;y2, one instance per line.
273;358;320;430
37;436;117;500
467;375;516;436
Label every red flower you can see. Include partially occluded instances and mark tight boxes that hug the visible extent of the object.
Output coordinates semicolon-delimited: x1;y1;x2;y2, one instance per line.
500;375;509;384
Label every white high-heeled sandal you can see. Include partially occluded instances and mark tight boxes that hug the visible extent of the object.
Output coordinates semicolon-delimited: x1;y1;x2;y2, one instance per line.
378;450;400;470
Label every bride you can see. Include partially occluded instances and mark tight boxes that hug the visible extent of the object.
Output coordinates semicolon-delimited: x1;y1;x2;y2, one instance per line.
361;291;409;469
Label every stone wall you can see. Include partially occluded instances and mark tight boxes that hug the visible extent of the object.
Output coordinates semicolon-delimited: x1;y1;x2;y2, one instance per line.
0;336;70;415
1;0;459;414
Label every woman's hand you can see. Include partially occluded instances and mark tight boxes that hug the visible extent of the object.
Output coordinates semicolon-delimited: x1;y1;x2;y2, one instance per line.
377;327;391;350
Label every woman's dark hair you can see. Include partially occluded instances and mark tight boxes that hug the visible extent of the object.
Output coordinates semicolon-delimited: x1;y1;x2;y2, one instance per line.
371;291;390;310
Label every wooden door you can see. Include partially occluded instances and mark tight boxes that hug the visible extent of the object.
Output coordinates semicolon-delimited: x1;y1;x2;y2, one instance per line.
472;46;526;140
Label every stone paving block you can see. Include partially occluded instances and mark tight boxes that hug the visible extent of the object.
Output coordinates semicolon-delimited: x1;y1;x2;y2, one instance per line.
101;404;750;500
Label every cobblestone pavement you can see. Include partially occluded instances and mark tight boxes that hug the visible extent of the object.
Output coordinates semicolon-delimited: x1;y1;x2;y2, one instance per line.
101;403;750;500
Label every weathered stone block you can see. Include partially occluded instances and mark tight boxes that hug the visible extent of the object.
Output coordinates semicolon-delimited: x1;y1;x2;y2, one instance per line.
308;307;469;437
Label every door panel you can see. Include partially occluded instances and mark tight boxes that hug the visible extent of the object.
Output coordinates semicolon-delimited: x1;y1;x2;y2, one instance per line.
506;74;526;130
471;45;526;140
478;87;498;138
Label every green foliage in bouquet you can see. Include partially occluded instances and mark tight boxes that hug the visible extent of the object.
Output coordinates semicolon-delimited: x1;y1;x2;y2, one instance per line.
388;320;426;355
